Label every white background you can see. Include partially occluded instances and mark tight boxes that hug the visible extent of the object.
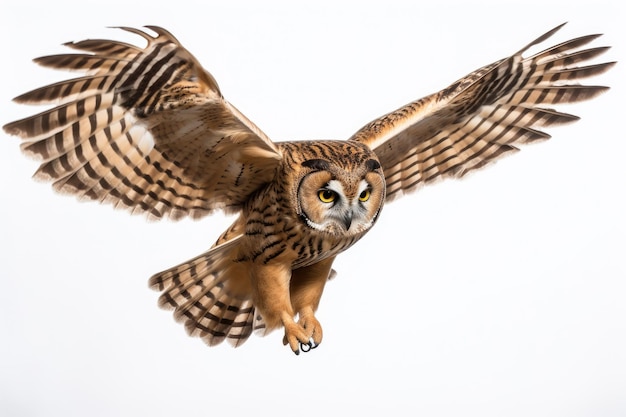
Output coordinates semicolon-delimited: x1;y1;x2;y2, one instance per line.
1;1;624;416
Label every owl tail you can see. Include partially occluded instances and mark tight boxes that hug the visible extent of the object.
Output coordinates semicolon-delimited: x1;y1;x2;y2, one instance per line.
148;236;265;347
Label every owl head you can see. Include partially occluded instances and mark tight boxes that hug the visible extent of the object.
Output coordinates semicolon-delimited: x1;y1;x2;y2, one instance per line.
294;143;385;237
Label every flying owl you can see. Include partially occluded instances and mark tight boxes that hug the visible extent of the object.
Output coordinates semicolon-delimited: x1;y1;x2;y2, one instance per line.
4;23;613;354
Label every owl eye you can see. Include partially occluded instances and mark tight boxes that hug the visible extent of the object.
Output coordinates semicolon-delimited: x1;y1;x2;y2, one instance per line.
318;189;336;203
359;188;371;202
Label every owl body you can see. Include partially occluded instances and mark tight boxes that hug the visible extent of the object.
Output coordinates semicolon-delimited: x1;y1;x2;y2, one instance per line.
155;139;385;351
3;24;613;354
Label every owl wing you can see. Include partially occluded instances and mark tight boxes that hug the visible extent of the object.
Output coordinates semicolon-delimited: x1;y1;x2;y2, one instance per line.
349;23;614;202
4;26;282;220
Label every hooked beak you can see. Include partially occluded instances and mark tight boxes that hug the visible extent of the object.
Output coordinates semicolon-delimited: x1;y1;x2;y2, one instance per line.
342;211;353;231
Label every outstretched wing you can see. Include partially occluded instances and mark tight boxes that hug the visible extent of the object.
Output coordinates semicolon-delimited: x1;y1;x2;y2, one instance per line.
4;26;282;220
349;23;614;202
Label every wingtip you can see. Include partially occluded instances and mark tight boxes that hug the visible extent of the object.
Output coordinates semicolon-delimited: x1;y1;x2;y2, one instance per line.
107;25;158;42
2;120;24;138
516;22;568;55
543;21;568;40
2;123;14;136
101;25;176;43
104;25;180;43
144;25;180;42
603;61;618;71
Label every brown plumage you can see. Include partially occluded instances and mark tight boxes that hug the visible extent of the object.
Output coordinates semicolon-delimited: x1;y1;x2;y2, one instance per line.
3;23;613;354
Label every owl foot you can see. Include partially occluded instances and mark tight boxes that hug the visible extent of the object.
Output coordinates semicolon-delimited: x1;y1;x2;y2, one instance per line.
298;313;323;347
282;321;310;355
282;314;323;355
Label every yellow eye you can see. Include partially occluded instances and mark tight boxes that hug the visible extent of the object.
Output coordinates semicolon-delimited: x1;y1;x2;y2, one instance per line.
318;189;336;203
359;189;371;202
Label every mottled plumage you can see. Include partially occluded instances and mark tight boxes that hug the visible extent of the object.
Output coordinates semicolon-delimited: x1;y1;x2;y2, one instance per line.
4;23;613;354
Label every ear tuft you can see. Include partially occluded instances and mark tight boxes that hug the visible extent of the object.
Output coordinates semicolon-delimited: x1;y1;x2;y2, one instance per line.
302;159;330;171
365;159;381;171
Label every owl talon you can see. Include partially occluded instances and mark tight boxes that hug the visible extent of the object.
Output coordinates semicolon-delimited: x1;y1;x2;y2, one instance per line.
299;339;318;353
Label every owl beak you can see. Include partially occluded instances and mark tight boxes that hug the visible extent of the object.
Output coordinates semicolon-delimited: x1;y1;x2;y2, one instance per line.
342;212;353;231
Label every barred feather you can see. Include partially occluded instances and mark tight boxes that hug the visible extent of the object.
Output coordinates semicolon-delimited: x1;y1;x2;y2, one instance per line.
349;23;615;201
4;26;281;221
148;235;263;347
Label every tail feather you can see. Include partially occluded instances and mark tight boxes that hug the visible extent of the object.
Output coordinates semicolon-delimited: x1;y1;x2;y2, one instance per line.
185;297;256;347
149;236;262;347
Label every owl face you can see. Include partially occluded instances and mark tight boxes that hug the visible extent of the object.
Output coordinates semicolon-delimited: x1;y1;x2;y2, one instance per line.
296;157;385;237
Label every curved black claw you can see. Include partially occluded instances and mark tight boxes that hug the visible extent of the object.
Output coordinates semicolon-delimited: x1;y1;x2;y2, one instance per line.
299;339;319;353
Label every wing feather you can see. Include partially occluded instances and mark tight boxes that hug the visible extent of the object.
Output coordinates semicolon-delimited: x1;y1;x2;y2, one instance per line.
4;26;281;220
349;23;614;201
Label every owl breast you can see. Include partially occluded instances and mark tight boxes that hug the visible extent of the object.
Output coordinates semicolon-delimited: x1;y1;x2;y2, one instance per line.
240;140;385;269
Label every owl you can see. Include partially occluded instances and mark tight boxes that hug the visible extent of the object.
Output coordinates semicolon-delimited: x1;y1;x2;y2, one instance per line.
4;23;613;354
